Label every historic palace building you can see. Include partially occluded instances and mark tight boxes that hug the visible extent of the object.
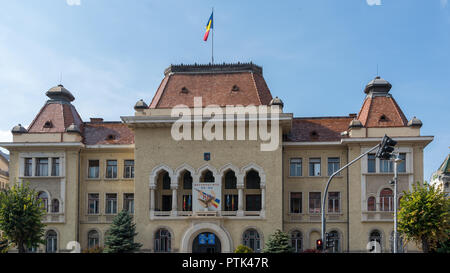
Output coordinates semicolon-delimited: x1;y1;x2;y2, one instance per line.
1;63;433;253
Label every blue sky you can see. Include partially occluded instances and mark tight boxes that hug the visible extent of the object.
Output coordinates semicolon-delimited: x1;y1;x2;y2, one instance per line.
0;0;448;180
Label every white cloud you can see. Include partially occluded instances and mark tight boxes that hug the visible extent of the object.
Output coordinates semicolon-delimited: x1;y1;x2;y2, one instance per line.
0;130;12;154
366;0;382;6
66;0;81;6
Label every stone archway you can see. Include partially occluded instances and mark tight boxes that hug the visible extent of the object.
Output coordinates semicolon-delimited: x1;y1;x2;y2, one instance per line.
180;223;233;253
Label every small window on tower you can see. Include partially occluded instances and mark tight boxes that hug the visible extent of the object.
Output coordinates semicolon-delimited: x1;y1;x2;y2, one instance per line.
43;121;53;128
181;87;189;94
379;115;388;122
106;134;115;141
231;85;239;92
310;131;319;139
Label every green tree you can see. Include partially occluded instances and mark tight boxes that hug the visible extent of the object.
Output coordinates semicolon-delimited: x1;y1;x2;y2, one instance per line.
103;210;142;253
234;244;254;253
0;183;46;253
398;182;450;253
263;229;294;253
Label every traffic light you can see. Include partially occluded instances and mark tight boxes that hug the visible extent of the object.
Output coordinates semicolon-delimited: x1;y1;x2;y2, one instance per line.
376;134;397;160
325;233;335;249
316;239;323;251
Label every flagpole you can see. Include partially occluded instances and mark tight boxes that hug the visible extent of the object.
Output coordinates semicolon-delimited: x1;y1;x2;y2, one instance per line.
211;7;214;64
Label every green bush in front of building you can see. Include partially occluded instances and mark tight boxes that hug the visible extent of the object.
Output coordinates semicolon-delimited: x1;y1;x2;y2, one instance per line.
234;244;254;253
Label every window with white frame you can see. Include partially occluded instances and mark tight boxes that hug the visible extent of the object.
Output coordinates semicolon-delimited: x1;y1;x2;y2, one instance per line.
51;158;60;176
45;230;57;253
290;158;302;177
328;192;340;213
367;154;376;173
290;230;303;253
106;160;117;179
124;160;134;179
38;191;49;212
290;192;302;214
327;157;340;176
105;193;117;214
124;193;134;213
88;193;99;214
380;188;394;211
309;192;321;214
24;158;32;176
88;230;99;249
51;199;60;213
380;158;394;173
397;153;406;173
154;228;171;253
88;160;99;179
36;158;49;176
243;229;261;253
309;158;321;176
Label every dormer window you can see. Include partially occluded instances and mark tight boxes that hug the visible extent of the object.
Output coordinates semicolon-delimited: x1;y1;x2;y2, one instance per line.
231;85;240;92
106;134;116;141
181;87;189;94
310;131;319;138
379;115;388;122
43;121;53;128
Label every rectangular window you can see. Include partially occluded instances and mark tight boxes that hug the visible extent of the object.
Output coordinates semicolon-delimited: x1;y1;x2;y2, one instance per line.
162;195;172;211
289;158;302;177
24;158;32;176
124;160;134;179
124;193;134;213
327;157;340;176
380;159;394;173
245;195;262;211
309;158;321;176
398;153;406;173
88;193;99;214
309;192;321;214
290;192;302;214
328;192;340;213
106;160;117;179
51;158;60;176
367;154;376;173
35;158;48;176
105;193;117;214
224;194;238;211
182;194;193;211
88;160;99;179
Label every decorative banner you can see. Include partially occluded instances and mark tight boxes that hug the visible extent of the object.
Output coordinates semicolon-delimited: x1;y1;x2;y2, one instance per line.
193;182;221;212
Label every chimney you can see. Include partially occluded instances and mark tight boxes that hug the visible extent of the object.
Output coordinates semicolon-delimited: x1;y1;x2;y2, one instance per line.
349;113;357;118
90;118;104;123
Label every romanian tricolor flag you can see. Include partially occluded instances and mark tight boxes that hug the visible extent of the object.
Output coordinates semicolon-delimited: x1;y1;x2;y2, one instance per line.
203;12;213;41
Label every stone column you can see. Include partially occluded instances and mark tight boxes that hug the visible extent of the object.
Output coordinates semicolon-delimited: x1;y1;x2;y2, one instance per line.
237;185;244;217
48;157;52;177
171;185;178;216
150;185;156;218
260;185;266;217
32;158;36;176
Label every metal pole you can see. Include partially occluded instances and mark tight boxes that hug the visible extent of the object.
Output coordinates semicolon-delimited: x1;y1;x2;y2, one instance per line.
321;143;380;251
393;155;401;254
211;7;214;64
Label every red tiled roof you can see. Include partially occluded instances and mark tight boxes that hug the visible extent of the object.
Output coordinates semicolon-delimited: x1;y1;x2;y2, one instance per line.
28;103;83;133
149;67;273;108
357;96;408;127
83;122;134;145
285;117;353;142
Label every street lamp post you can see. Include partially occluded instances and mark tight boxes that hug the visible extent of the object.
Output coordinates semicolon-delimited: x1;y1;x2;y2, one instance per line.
321;143;380;250
392;154;403;254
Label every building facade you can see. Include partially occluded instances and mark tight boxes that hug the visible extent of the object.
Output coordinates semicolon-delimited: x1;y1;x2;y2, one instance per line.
430;154;450;197
0;151;8;190
1;63;433;253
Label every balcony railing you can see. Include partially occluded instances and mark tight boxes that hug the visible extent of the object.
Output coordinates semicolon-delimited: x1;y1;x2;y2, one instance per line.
150;210;261;219
362;210;394;222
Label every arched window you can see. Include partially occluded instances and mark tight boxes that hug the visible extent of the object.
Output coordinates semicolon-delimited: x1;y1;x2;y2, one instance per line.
38;191;49;212
367;196;376;211
290;230;303;253
243;229;261;253
46;230;57;253
369;230;382;252
380;188;394;211
162;172;171;190
328;231;340;253
88;230;99;249
183;171;193;190
154;228;171;253
390;231;405;253
51;199;60;213
245;170;260;189
224;171;237;189
200;170;215;182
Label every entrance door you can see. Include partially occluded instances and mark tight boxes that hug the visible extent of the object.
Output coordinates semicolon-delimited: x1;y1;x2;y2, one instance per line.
192;232;221;253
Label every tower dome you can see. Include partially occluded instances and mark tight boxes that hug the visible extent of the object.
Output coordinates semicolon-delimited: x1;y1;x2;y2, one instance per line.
46;84;75;102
